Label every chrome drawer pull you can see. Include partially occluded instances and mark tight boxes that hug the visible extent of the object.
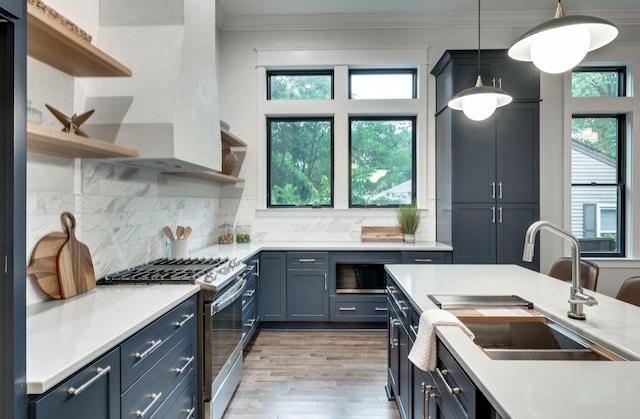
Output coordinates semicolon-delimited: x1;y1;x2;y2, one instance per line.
175;356;195;374
185;407;196;419
174;313;194;328
243;289;256;298
68;366;111;396
435;368;460;395
414;258;433;263
135;339;162;359
375;307;388;312
298;258;316;263
410;325;419;337
339;307;356;311
244;318;257;327
136;392;162;417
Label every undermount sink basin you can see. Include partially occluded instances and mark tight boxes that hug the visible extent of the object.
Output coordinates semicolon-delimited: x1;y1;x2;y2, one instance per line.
463;320;626;361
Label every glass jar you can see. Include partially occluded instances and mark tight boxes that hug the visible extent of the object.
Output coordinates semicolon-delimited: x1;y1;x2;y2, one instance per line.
235;225;251;243
217;223;234;244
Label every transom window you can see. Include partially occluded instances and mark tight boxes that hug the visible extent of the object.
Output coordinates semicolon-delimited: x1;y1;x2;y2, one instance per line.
267;70;333;100
571;67;626;97
349;69;417;99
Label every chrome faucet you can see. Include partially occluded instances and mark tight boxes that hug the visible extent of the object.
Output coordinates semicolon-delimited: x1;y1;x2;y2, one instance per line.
522;220;597;320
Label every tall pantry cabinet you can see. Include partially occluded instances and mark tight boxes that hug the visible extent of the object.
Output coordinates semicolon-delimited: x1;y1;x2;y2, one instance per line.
432;50;540;270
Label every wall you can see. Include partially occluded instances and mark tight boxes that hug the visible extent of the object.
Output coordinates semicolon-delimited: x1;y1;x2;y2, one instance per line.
216;13;640;296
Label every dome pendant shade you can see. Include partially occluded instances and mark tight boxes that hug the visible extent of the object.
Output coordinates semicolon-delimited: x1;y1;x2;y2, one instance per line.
508;1;619;73
448;75;513;121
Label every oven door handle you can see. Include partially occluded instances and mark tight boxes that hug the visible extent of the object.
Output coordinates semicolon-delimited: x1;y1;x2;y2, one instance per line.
210;279;247;315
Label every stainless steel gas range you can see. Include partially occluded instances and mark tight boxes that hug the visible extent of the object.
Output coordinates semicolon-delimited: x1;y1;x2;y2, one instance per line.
97;256;248;419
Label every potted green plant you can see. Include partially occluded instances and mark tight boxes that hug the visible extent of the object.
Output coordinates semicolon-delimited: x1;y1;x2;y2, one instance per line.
398;201;420;243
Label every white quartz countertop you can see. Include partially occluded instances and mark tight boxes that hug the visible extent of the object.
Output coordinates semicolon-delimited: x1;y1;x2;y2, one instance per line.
385;264;640;419
191;240;452;261
26;284;199;394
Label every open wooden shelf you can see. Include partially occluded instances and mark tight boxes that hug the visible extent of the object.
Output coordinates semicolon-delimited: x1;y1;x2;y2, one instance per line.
27;121;138;159
221;129;247;149
164;171;245;184
27;3;132;77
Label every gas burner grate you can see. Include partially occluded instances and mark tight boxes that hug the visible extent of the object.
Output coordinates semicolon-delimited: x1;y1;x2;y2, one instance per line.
97;257;228;285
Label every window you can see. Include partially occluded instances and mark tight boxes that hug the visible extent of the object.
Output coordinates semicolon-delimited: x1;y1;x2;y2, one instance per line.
267;118;333;207
267;70;333;100
571;67;626;97
349;69;417;99
571;115;625;256
349;117;416;207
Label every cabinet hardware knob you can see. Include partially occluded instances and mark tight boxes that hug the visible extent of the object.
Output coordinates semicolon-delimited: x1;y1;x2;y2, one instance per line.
174;313;194;328
135;339;162;359
136;392;162;417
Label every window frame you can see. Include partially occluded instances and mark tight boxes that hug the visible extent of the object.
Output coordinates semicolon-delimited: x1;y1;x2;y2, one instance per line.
266;116;335;208
348;115;417;208
266;69;335;100
570;113;626;258
348;68;418;100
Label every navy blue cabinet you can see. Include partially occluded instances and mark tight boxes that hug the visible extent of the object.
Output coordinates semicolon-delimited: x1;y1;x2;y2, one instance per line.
30;348;121;419
259;252;287;322
242;255;260;348
286;252;329;321
432;50;540;270
29;296;198;419
0;0;22;19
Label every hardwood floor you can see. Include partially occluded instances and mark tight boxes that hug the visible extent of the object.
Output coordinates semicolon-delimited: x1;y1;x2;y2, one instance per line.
224;330;401;419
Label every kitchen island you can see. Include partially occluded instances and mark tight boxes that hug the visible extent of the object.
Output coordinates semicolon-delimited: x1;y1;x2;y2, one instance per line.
385;264;640;418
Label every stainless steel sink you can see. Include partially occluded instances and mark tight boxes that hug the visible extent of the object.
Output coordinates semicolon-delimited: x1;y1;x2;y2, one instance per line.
428;294;533;309
463;320;625;361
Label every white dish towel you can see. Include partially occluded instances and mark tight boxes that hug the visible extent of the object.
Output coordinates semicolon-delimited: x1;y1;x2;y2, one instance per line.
408;309;475;372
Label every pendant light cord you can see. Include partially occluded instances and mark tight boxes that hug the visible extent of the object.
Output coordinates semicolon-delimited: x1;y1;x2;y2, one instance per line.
477;0;481;74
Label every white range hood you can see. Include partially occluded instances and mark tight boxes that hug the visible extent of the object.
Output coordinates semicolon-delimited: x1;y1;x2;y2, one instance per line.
84;0;222;173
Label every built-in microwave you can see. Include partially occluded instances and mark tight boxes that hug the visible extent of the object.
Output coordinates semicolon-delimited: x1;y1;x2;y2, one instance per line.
336;263;387;294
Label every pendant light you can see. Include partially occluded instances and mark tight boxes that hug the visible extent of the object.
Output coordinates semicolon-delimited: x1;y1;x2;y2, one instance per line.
508;1;618;74
448;0;512;121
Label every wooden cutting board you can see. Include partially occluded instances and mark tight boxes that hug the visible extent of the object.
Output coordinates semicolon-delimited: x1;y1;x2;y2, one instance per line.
361;226;404;242
27;231;68;299
57;212;96;298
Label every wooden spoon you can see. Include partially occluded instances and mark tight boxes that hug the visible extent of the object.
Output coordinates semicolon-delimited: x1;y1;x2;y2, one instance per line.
183;226;192;240
163;226;175;241
176;225;184;240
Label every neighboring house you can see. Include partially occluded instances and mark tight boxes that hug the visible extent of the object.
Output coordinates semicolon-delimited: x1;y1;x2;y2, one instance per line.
371;180;412;203
571;140;617;248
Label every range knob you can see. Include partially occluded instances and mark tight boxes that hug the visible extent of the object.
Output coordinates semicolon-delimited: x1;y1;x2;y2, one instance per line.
229;258;238;268
204;272;217;283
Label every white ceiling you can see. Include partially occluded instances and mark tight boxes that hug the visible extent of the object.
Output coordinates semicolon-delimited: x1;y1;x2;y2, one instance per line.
218;0;640;17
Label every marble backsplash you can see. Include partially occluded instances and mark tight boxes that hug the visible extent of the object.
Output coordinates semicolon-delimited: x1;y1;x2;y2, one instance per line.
26;159;221;305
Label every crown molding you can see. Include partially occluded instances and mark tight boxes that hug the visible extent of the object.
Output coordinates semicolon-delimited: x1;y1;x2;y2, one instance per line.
218;9;640;32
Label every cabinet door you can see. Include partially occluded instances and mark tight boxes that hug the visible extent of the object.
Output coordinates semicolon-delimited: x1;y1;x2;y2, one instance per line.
496;103;539;203
492;60;540;101
286;270;328;321
496;203;540;269
0;0;22;19
452;111;496;203
259;252;286;322
30;349;120;419
452;204;497;264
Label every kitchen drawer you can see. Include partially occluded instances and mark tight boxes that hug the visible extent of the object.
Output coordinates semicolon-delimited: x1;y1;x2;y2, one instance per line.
30;348;121;419
121;333;197;418
287;252;329;269
434;341;476;417
330;295;388;322
401;251;452;264
121;295;197;391
158;373;197;419
242;298;259;348
242;274;257;310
